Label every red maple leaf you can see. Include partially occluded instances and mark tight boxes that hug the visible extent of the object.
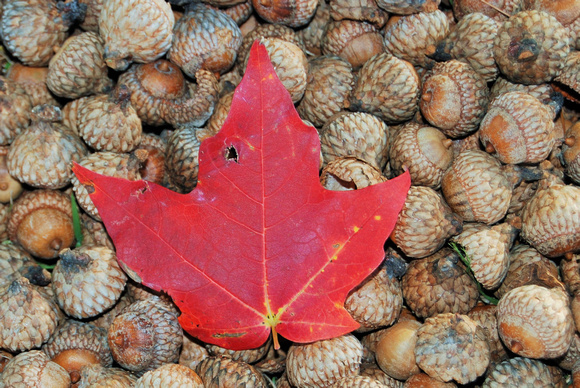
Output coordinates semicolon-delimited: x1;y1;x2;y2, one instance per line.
73;41;411;350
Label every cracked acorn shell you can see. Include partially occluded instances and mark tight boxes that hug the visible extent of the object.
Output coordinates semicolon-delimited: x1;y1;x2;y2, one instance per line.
389;122;454;189
99;0;174;71
320;112;390;171
52;246;127;319
391;186;462;258
329;0;388;27
297;55;354;128
414;313;490;385
167;3;242;77
520;174;580;258
420;60;489;138
195;356;267;387
401;247;480;318
0;76;32;145
0;350;71;387
8;105;88;190
286;334;363;388
251;0;317;27
108;299;183;374
0;0;86;66
46;31;112;100
322;20;385;69
0;278;58;352
497;284;574;358
482;356;555;387
5;63;60;107
320;157;386;190
493;10;570;84
479;92;555;164
77;86;142;153
350;52;421;123
375;0;440;14
383;10;450;69
135;364;204;388
7;189;75;259
441;150;512;225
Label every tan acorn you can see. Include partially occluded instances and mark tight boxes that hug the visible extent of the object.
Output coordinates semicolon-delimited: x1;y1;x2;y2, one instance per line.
286;334;363;387
297;56;354;128
168;3;242;77
0;146;22;203
0;0;86;66
72;151;146;221
206;91;235;137
298;0;331;56
135;364;204;388
375;0;440;14
322;20;384;69
391;186;462;258
520;173;580;258
0;278;58;352
383;10;450;69
359;363;405;387
441;150;512;225
415;313;490;384
320;157;386;191
420;60;489;138
349;52;421;123
251;0;318;27
497;284;574;358
467;304;509;370
389;122;454;189
402;248;480;318
7;189;75;259
61;97;89;136
195;356;268;387
494;10;570;84
78;364;138;386
118;60;219;127
0;76;32;145
90;293;133;331
77;86;142;153
0;243;51;288
99;0;174;70
237;23;305;68
42;320;112;384
329;0;388;27
180;334;210;370
479;92;555;165
52;246;127;319
452;0;524;21
562;121;580;184
5;63;61;107
482;357;555;386
108;299;183;375
524;0;580;49
0;350;71;387
164;126;203;193
374;320;421;380
320;112;390;171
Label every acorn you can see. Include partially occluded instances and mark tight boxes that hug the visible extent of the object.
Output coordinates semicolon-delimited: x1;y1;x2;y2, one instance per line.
135;364;204;388
520;173;580;258
206;91;235;137
383;10;450;69
195;356;268;387
497;284;574;358
415;313;489;384
420;60;489;138
359;364;403;387
167;3;242;77
108;300;183;375
391;186;462;258
490;76;561;107
7;189;75;259
322;20;385;69
79;213;114;250
467;304;509;370
297;55;354;128
206;337;271;364
180;333;210;370
349;52;421;124
98;0;174;70
482;357;556;386
0;278;58;352
375;0;440;14
494;10;570;84
298;1;331;56
254;344;287;374
562;254;580;296
251;0;318;27
0;350;71;388
126;280;177;313
320;157;386;191
0;350;12;373
52;246;127;319
0;76;32;145
560;333;580;371
328;375;393;387
0;0;86;66
401;247;480;318
46;31;112;99
374;320;421;380
441;150;512;225
136;133;168;185
404;373;457;387
0;146;23;203
286;334;363;387
79;0;103;32
5;63;61;107
0;243;51;288
164;126;203;193
524;0;580;49
78;364;138;386
215;1;253;26
320;112;390;171
452;0;524;21
42;320;112;384
61;97;89;136
562;121;580;184
329;0;388;27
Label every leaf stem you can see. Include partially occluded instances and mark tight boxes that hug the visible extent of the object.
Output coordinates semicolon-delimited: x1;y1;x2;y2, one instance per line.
271;327;280;350
71;192;83;247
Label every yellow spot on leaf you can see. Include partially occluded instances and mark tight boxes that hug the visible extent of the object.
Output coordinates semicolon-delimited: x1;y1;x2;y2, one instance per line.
374;215;381;221
331;255;337;262
353;226;360;233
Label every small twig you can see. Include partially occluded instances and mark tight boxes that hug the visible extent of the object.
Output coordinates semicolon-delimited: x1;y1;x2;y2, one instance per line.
478;0;510;18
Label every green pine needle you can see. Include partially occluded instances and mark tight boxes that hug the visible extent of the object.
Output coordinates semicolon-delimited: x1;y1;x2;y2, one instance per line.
37;261;57;270
71;192;83;247
449;242;499;305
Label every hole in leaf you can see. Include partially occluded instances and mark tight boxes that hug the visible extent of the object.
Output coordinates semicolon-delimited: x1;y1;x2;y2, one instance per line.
225;146;239;163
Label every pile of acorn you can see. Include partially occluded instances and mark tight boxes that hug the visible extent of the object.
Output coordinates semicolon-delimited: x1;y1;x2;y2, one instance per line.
1;0;580;386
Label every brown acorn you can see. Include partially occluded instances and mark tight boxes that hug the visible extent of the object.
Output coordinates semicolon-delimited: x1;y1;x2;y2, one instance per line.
168;3;242;77
330;0;388;27
374;320;422;380
483;357;558;387
467;304;509;370
375;0;440;14
98;0;174;70
7;189;75;259
0;350;71;387
0;0;86;66
206;91;235;137
490;75;560;104
251;0;318;27
8;105;88;189
0;76;32;145
402;247;480;318
562;253;580;296
452;0;524;21
524;0;580;49
136;133;167;185
494;10;570;84
5;63;60;107
420;60;489;138
404;373;457;387
350;52;421;123
135;364;204;388
383;10;450;69
322;20;385;69
214;1;253;26
415;313;490;384
195;356;268;387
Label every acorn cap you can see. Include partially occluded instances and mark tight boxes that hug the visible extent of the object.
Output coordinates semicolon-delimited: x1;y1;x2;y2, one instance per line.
78;364;138;386
0;350;71;387
251;0;318;27
206;337;271;364
320;157;386;191
467;304;509;369
322;20;384;69
561;253;580;296
298;1;331;56
207;92;235;137
180;334;210;370
0;77;32;145
165;127;202;193
483;357;556;386
328;375;390;387
135;364;204;387
0;243;50;288
330;0;388;27
195;356;268;387
237;24;305;69
375;0;440;14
